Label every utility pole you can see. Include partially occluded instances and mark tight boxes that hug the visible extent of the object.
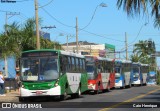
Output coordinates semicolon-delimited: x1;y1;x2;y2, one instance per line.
4;12;20;78
76;17;79;54
5;12;20;34
66;35;68;51
125;32;128;60
35;0;40;49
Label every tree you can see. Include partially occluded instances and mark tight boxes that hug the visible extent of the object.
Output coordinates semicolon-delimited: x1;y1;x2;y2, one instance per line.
131;40;156;65
0;22;21;77
0;18;63;77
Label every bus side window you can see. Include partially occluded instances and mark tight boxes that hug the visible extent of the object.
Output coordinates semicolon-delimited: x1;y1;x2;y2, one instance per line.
60;56;67;73
75;58;79;72
68;56;71;72
79;59;82;71
71;57;75;72
82;59;85;72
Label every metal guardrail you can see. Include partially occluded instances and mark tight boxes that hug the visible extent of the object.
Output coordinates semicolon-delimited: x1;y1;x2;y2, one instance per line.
4;78;18;92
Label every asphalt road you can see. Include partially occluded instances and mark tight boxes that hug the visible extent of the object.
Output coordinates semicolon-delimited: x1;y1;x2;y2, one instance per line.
0;85;160;111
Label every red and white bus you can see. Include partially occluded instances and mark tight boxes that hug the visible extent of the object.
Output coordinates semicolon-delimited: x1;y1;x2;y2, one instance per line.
85;56;115;94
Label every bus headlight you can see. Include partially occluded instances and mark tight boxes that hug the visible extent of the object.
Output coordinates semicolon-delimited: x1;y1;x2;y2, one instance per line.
89;83;93;86
118;80;122;83
54;79;59;87
21;85;25;88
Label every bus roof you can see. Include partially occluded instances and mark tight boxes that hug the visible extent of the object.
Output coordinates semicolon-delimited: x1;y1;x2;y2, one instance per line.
85;55;113;62
22;49;85;58
140;63;149;66
60;51;85;58
114;59;132;63
22;49;59;53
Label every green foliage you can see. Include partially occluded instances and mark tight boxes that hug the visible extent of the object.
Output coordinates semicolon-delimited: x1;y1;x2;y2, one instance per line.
156;71;160;85
0;18;62;59
117;0;160;29
130;40;156;65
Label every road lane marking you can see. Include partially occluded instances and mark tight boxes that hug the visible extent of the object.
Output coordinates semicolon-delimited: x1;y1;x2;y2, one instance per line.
99;87;160;111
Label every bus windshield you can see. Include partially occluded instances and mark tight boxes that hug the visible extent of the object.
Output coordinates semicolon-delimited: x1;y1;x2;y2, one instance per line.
86;65;95;80
132;67;139;73
21;56;59;81
86;65;94;73
115;67;121;73
115;73;121;79
133;73;139;79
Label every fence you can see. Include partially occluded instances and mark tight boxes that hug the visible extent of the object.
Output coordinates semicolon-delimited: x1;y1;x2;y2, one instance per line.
4;78;18;92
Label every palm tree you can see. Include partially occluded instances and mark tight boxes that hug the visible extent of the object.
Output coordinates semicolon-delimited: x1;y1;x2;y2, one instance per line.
130;54;139;62
0;22;21;77
154;16;160;29
131;40;156;65
21;18;36;51
117;0;160;28
117;0;147;17
0;18;63;76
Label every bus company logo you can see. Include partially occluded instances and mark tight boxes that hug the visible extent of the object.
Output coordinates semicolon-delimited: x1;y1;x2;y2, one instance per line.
1;0;16;3
2;103;11;108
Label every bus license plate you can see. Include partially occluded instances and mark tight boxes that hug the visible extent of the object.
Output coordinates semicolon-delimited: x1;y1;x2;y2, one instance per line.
36;91;42;95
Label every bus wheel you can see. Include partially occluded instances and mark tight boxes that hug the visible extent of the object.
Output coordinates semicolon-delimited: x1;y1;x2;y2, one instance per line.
128;81;132;88
107;82;110;92
19;97;25;102
95;82;100;94
76;87;81;98
71;87;81;98
121;81;125;89
60;88;68;100
140;80;143;86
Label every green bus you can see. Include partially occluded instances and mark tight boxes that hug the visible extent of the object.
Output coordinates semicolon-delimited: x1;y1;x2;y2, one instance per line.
19;49;88;101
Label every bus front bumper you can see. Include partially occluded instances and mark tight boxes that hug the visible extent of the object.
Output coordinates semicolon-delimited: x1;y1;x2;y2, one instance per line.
20;86;61;97
88;84;96;91
132;80;140;85
115;80;122;88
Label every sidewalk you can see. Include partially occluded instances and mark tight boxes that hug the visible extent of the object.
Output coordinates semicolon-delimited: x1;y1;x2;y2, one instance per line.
0;90;19;102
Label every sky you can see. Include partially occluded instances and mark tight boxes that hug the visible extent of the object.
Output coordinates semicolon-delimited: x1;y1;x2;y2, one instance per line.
0;0;160;65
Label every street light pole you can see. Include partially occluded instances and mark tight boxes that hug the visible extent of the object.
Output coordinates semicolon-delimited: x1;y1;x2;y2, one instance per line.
35;0;40;50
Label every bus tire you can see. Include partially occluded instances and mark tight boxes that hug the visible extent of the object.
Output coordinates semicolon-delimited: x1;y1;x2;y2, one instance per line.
76;87;81;98
19;97;25;102
60;86;68;100
121;81;125;89
107;82;110;92
96;82;101;94
140;80;143;86
71;87;81;98
128;80;132;88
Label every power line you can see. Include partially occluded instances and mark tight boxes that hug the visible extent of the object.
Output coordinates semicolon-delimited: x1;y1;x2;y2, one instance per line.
127;23;148;46
39;0;54;8
40;5;125;43
40;7;75;28
81;29;125;42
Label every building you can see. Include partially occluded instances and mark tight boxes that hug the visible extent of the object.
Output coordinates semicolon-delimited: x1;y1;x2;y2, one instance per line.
0;56;16;78
62;41;115;58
